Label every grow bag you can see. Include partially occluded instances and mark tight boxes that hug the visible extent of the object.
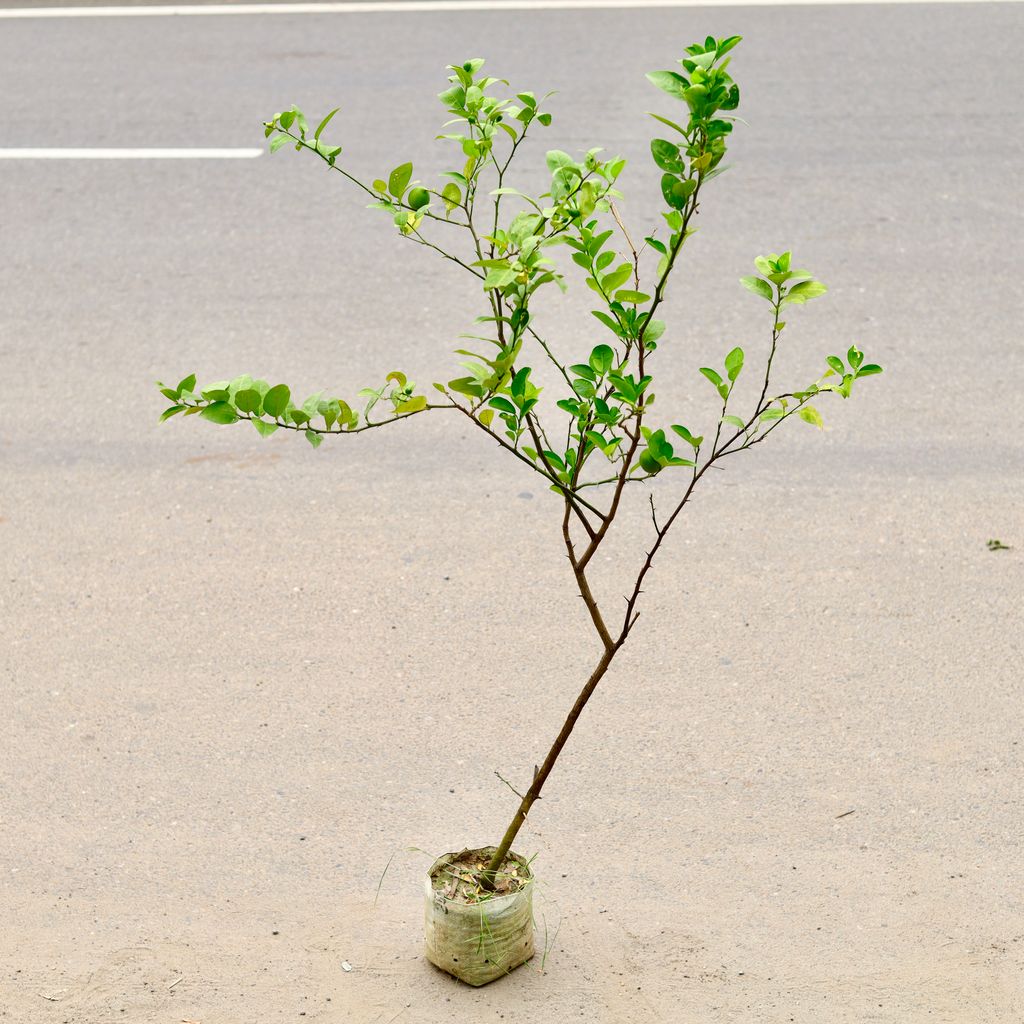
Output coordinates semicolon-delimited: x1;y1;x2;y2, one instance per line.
423;847;534;986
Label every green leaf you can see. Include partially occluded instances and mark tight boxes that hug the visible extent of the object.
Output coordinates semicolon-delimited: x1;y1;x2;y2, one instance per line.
717;35;742;58
396;395;428;414
847;345;865;370
301;392;322;416
569;363;597;382
798;406;824;429
489;396;516;415
388;162;413;199
638;448;663;474
647;111;688;135
159;404;186;421
252;418;279;438
650;139;683;173
642;319;666;344
671;424;703;447
201;382;230;402
448;377;484;398
510;367;530;400
740;275;773;300
176;373;197;396
441;182;461;212
759;408;784;421
269;135;292;154
826;355;845;375
700;366;729;401
615;289;651;304
589;344;614;376
661;174;695;210
545;149;574;172
646;70;688;100
305;429;323;448
722;414;746;428
856;363;883;378
200;402;238;425
601;263;633;293
314;107;340;141
724;346;744;382
263;384;291;418
484;267;517;289
700;366;723;387
783;280;828;305
234;388;263;414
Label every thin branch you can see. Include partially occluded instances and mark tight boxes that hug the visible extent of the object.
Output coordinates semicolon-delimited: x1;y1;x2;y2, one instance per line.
609;201;641;293
452;403;605;523
494;771;526;801
175;398;448;436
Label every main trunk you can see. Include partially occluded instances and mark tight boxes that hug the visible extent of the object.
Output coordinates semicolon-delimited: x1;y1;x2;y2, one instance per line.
481;641;620;886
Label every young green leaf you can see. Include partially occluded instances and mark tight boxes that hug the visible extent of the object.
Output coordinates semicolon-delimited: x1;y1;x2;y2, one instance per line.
798;406;824;429
699;367;728;401
856;364;883;378
314;107;340;141
671;424;703;448
783;280;827;305
724;346;744;382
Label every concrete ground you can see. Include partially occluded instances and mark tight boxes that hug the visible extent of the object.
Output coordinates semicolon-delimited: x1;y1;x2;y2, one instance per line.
1;2;1022;1021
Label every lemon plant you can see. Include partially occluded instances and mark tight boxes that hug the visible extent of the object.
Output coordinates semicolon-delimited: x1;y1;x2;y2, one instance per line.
158;36;882;891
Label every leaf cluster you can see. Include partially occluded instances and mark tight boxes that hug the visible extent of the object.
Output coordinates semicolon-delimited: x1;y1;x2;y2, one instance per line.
161;35;883;529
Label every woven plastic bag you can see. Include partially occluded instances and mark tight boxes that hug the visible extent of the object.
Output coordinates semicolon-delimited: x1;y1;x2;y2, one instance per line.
423;847;534;986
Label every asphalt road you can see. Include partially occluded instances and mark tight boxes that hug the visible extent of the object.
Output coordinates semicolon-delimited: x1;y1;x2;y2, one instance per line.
2;3;1022;1022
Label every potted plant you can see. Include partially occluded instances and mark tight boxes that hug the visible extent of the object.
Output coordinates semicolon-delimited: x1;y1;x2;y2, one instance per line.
157;35;882;986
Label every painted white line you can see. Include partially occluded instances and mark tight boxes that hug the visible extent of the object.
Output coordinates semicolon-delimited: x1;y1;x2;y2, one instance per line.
0;148;263;158
0;0;1016;17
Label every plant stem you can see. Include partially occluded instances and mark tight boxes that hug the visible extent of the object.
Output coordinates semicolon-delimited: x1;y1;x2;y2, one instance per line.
481;639;622;885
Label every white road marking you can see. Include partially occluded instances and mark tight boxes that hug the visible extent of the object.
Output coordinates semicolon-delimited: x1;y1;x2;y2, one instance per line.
0;148;264;158
0;0;1016;18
